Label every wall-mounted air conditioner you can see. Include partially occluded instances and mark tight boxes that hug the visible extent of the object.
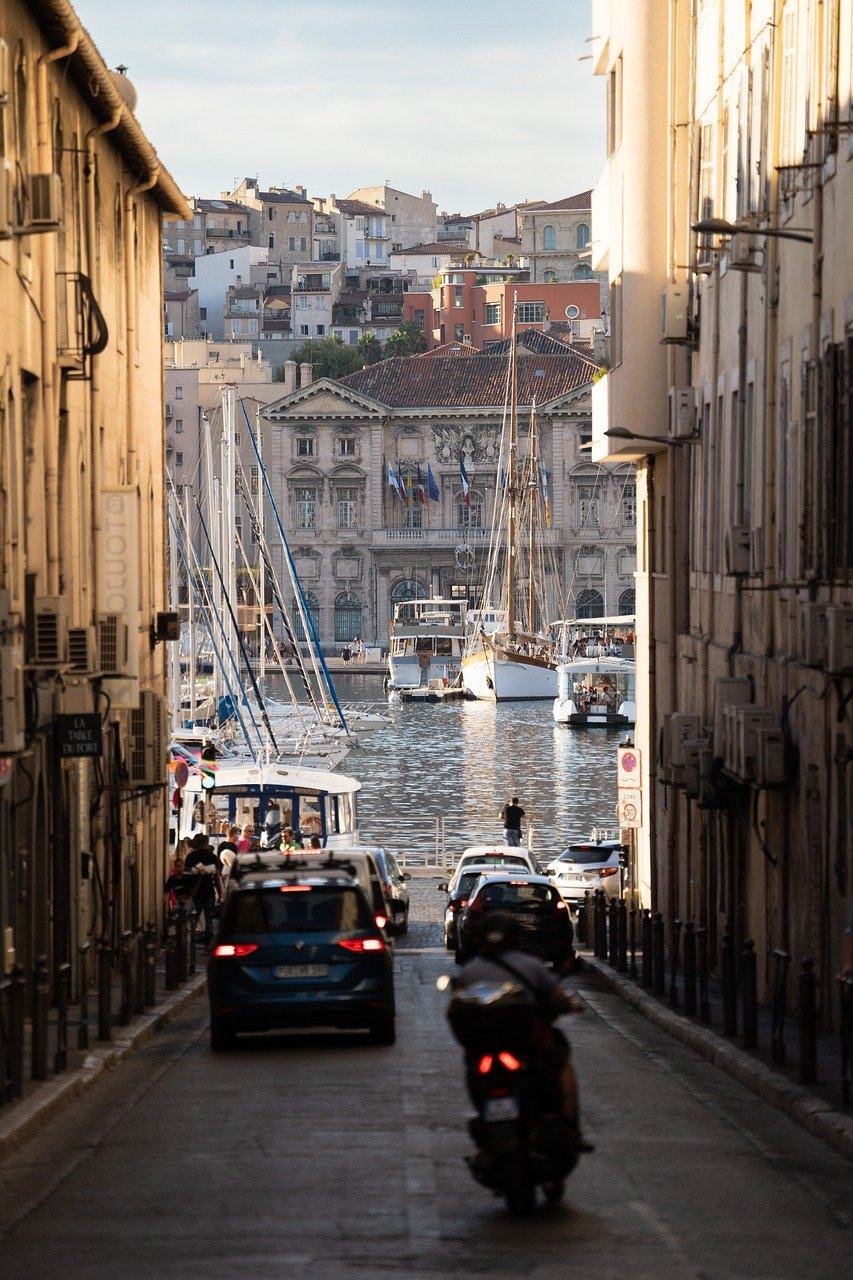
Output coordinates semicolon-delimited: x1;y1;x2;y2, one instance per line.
713;676;753;754
0;163;11;241
28;173;62;227
735;708;778;781
67;626;98;676
669;713;702;785
33;596;67;666
127;690;165;786
825;606;853;675
725;526;752;575
801;603;827;667
749;527;765;576
97;614;129;675
0;39;10;107
683;735;713;799
661;285;689;341
728;232;762;273
753;726;786;788
0;644;24;754
668;386;696;440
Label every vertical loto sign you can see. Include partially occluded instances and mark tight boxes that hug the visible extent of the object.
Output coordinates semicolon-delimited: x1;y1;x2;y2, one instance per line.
98;488;141;709
617;744;642;829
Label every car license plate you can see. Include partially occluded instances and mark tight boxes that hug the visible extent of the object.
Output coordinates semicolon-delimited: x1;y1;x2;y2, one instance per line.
484;1096;520;1121
274;964;329;979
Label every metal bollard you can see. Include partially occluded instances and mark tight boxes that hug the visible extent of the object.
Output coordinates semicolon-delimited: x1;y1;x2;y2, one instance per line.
54;961;70;1073
97;936;113;1041
721;929;737;1037
8;965;25;1097
31;955;49;1080
652;913;665;998
840;976;853;1107
576;895;589;947
771;949;790;1065
617;899;628;973
683;921;697;1018
798;957;817;1085
696;926;711;1023
144;923;157;1007
641;909;653;988
741;939;758;1050
134;931;146;1016
628;906;638;978
608;899;619;967
77;942;91;1050
164;914;177;991
669;919;682;1009
176;906;188;985
117;931;133;1027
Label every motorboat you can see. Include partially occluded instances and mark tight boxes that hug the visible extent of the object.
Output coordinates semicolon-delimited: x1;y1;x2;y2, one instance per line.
387;597;466;691
552;615;636;727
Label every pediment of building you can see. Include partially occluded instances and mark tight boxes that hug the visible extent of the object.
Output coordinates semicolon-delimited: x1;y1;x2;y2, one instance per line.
262;379;385;421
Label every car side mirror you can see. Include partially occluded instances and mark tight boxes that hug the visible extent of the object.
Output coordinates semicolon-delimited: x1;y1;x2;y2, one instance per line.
437;881;448;892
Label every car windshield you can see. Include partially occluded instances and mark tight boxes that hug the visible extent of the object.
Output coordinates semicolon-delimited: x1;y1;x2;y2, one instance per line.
476;882;557;911
559;847;615;865
223;887;373;934
462;855;526;871
456;870;486;897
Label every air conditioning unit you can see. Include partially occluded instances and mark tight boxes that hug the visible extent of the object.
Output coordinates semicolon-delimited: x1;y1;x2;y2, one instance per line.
670;713;702;785
725;526;752;575
825;606;853;675
683;735;712;799
753;726;786;788
735;708;778;781
750;527;765;576
67;626;97;675
713;676;753;754
97;613;129;675
0;645;24;754
0;163;11;240
33;596;67;666
668;386;696;440
729;232;762;273
661;285;689;341
127;690;164;786
801;602;826;667
61;682;94;715
28;173;62;227
0;39;10;106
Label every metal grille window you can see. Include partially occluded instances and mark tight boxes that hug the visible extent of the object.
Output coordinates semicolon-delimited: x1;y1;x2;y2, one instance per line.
337;486;358;529
619;589;636;615
250;466;259;494
577;483;600;528
295;486;316;530
621;483;636;525
576;588;604;619
334;593;363;643
457;490;483;529
516;302;545;324
293;593;320;643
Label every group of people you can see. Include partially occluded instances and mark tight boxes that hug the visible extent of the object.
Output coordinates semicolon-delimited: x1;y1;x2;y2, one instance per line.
341;635;365;664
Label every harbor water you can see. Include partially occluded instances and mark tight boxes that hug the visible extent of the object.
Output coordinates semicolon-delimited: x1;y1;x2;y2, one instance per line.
272;673;621;858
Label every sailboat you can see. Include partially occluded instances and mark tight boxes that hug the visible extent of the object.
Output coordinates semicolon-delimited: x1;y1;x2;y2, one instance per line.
461;311;559;702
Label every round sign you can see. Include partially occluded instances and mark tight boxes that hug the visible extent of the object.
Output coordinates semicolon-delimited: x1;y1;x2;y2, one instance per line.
621;800;638;823
173;760;189;789
621;750;638;773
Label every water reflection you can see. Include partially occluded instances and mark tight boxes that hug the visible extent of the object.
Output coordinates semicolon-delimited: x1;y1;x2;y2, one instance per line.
272;674;621;858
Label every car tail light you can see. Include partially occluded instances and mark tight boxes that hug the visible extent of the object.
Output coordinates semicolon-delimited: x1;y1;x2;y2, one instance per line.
374;913;388;929
556;899;568;911
339;937;386;953
213;943;259;958
477;1054;493;1075
498;1051;521;1071
598;866;619;878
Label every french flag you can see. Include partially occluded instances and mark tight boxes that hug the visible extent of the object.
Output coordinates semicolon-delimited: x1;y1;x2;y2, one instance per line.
460;456;471;507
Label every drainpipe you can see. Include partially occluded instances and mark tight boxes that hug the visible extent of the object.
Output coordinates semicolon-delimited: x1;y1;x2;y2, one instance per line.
727;264;748;676
646;456;658;909
36;32;79;595
123;169;160;487
84;106;124;625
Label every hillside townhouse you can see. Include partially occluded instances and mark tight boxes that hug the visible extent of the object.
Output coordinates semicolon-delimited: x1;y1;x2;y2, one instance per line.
520;192;596;282
348;184;437;251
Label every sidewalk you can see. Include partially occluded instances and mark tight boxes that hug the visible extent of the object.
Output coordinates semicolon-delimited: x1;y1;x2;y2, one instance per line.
0;950;206;1159
582;946;853;1160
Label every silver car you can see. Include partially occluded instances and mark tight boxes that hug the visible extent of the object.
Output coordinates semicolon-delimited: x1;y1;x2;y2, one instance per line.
546;841;624;908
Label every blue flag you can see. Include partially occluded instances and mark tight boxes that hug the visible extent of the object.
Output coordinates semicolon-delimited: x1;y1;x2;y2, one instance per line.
426;463;440;502
387;462;402;499
460;456;471;507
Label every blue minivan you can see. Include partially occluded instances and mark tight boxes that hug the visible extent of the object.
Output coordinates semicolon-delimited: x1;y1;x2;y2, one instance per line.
207;862;395;1049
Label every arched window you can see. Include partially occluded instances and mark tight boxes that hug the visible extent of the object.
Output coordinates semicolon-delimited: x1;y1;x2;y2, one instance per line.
576;222;590;249
457;488;483;529
293;591;320;643
541;224;557;251
544;270;558;284
576;588;604;619
572;262;594;280
618;589;636;615
391;577;427;606
334;592;363;644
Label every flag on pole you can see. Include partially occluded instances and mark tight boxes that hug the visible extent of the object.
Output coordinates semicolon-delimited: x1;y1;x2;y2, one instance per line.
387;462;402;499
416;463;427;505
426;462;440;502
404;469;413;505
540;467;552;527
460;456;472;507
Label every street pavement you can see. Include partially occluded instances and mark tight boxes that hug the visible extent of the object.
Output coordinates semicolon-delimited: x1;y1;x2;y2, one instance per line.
0;878;850;1279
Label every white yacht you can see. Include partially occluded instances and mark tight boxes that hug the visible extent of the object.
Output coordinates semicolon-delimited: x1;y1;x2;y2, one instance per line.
387;597;467;691
552;616;636;727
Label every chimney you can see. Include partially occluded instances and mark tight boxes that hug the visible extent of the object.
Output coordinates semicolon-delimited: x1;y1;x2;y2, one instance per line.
283;360;297;394
295;184;306;196
299;362;314;388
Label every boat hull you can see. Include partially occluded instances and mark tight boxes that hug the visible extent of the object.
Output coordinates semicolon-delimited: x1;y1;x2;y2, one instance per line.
462;649;558;701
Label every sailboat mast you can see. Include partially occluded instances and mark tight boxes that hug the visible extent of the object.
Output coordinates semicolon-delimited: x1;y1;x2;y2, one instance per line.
506;297;518;636
184;483;197;721
527;398;537;633
168;488;181;730
256;404;266;686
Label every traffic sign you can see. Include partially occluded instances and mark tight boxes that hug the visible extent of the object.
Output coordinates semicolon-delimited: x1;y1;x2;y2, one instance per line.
617;745;641;789
618;789;642;829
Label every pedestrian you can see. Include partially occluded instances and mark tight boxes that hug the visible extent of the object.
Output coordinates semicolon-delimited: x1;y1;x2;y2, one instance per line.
261;805;282;849
164;851;186;912
279;827;301;852
308;835;322;850
183;832;220;942
237;823;253;854
342;645;351;664
219;825;240;881
500;796;526;847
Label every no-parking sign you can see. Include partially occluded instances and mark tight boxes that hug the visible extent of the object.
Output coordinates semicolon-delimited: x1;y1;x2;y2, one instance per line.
617;745;641;789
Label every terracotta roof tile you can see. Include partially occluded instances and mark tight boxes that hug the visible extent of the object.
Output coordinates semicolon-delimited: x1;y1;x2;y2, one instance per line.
333;198;386;217
525;190;592;213
393;241;473;256
258;189;311;204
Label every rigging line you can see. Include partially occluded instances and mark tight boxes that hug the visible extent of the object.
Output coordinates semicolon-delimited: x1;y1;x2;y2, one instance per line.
193;494;281;754
564;464;635;618
239;397;349;734
166;504;260;760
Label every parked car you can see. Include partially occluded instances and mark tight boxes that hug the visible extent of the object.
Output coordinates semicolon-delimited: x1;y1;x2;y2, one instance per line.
437;864;506;950
372;848;411;935
208;862;395;1049
545;841;624;908
449;846;536;886
455;873;574;965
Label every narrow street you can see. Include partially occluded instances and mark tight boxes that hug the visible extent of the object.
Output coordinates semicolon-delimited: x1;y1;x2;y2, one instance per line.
0;883;849;1280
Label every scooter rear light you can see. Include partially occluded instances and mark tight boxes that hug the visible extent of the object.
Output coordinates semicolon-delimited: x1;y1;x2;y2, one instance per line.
498;1051;521;1071
556;900;568;911
374;913;388;929
477;1054;494;1075
213;943;259;958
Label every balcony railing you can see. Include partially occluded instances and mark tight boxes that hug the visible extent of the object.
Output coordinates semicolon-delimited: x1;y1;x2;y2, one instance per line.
372;527;562;546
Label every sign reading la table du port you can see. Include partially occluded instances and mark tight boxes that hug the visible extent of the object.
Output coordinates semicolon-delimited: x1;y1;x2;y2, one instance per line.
54;714;103;759
617;745;641;790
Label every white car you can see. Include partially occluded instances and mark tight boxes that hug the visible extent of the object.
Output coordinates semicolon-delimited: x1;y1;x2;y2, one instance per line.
448;845;536;890
546;841;624;908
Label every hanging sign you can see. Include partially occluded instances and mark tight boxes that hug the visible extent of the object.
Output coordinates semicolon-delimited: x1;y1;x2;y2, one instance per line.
54;713;103;759
617;745;641;789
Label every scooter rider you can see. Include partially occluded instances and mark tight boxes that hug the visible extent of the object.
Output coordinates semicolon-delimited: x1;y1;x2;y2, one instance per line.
457;911;593;1151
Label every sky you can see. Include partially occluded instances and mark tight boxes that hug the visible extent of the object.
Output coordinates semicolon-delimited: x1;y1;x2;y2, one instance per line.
72;0;603;213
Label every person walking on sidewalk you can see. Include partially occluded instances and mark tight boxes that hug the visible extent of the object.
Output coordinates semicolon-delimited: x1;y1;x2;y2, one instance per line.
501;796;526;847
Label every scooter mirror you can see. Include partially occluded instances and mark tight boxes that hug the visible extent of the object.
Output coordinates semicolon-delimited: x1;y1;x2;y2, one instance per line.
435;974;455;992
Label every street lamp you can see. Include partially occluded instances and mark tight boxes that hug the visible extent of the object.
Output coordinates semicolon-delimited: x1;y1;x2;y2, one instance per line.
691;217;813;245
605;427;698;446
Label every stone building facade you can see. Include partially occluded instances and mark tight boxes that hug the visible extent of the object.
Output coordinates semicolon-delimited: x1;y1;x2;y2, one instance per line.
260;344;635;650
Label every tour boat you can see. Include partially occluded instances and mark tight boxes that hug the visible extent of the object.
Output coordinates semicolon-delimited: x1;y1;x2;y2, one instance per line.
387;597;467;691
461;311;558;702
552;615;636;727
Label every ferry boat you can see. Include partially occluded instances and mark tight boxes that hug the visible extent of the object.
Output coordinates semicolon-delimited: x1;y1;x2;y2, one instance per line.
387;597;466;691
552;616;636;727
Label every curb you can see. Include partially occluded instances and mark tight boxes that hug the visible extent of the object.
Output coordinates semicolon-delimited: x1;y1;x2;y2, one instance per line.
583;954;853;1162
0;974;206;1161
